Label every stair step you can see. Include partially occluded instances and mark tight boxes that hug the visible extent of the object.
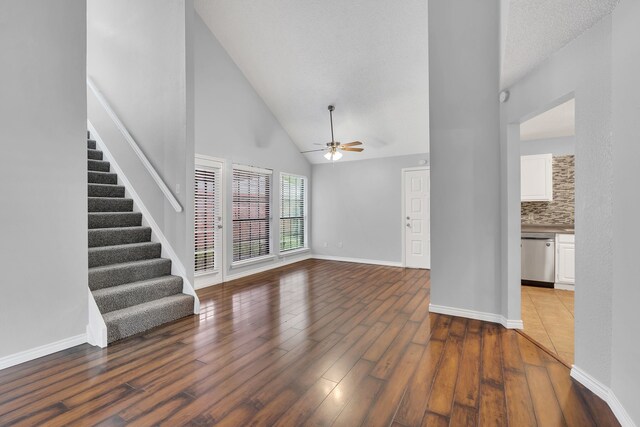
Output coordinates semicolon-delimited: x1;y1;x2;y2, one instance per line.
87;149;103;161
88;184;125;198
88;226;152;247
89;258;172;290
103;294;193;343
88;171;117;185
89;242;161;268
92;276;183;314
89;212;142;229
87;139;96;150
88;197;133;213
88;159;110;172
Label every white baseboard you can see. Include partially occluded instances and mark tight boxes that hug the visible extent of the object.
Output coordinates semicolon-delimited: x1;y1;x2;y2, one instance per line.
571;366;636;427
0;334;87;371
312;255;403;268
429;304;523;330
224;253;313;283
554;283;575;291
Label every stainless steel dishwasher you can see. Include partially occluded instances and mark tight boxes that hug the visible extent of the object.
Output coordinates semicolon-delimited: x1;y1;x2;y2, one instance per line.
521;232;555;284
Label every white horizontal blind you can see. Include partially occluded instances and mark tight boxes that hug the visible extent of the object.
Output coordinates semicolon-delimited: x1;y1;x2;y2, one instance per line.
194;165;221;274
280;174;306;252
232;165;272;262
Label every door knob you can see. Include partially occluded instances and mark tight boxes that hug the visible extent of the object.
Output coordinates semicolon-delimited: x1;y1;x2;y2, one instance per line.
406;216;410;220
406;223;411;228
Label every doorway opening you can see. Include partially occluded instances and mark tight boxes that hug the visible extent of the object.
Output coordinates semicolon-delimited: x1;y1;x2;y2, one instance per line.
517;97;576;366
402;167;430;269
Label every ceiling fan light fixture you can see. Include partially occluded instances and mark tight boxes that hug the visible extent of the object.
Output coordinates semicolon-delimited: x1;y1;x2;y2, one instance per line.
324;150;342;161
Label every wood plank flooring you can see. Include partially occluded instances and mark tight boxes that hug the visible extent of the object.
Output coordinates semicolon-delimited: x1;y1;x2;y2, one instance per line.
0;260;617;426
521;286;575;365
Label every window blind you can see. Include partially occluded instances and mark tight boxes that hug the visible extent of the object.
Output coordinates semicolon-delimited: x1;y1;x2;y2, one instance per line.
232;165;272;262
194;165;221;274
280;174;306;252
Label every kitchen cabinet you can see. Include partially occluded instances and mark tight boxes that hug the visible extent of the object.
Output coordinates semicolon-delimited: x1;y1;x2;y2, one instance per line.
555;233;575;289
521;154;553;201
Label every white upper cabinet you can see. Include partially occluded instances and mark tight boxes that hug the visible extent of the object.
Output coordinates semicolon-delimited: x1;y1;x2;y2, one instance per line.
521;154;553;202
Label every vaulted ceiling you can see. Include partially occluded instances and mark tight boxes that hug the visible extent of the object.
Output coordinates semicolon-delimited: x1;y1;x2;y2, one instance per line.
501;0;619;88
195;0;429;163
195;0;618;163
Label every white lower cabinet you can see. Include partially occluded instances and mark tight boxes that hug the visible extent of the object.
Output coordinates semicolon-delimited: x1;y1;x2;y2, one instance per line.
555;234;575;289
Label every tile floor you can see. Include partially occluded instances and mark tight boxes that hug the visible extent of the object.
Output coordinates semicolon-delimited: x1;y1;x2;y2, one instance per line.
521;285;575;365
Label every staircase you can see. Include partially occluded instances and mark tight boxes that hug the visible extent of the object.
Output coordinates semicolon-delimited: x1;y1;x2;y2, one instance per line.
87;134;194;343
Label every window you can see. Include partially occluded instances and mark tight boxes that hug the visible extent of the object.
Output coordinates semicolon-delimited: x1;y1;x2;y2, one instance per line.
232;165;272;262
280;173;306;252
194;160;222;274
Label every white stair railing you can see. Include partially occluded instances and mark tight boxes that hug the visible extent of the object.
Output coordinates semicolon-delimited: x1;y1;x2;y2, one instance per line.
86;77;183;213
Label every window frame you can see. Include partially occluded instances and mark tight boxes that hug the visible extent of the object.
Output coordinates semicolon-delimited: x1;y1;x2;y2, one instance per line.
279;172;309;254
231;164;274;266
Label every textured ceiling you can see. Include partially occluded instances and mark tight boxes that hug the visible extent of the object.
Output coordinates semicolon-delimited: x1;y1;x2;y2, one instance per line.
502;0;619;88
520;98;575;141
194;0;428;163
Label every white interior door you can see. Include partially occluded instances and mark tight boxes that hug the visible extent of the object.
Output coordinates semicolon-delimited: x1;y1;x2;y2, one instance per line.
404;169;430;269
194;156;224;288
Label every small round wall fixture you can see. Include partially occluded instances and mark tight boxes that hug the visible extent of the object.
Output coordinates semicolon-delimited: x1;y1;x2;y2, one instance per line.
499;90;510;103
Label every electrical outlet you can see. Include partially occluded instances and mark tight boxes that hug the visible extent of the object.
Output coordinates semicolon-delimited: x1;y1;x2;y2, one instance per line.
337;242;343;248
176;184;181;194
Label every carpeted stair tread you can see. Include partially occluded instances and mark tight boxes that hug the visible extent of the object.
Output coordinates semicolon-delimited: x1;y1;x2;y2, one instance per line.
89;258;172;290
87;139;96;149
92;275;183;314
88;171;117;185
89;212;142;229
88;183;125;198
88;226;152;247
88;159;111;172
103;294;194;343
88;197;134;213
87;149;103;160
88;242;162;267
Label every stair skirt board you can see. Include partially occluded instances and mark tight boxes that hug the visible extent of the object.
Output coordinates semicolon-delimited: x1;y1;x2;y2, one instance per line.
86;133;195;344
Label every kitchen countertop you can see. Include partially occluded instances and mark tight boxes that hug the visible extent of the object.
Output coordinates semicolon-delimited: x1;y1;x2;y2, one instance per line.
521;224;575;235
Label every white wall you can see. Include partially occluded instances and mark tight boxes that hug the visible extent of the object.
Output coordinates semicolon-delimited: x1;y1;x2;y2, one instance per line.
429;0;504;317
87;0;193;277
503;17;614;388
611;0;640;423
0;0;87;359
520;136;575;156
194;13;311;280
311;154;429;264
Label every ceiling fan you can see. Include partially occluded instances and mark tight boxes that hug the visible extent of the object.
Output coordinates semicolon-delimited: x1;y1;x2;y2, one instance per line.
301;105;364;161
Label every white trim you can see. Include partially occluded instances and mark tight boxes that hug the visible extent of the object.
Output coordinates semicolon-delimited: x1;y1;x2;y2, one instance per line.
312;254;403;268
233;163;273;175
429;303;524;330
0;334;87;371
401;167;430;269
231;254;277;269
89;121;200;315
87;77;183;213
554;283;575;291
225;253;312;282
571;366;636;427
194;271;221;290
279;247;311;257
87;290;107;348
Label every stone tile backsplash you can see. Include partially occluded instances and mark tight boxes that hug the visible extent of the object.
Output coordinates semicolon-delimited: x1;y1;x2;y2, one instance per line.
521;155;574;225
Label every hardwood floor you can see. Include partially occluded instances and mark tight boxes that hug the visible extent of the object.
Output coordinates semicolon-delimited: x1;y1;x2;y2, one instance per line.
521;285;575;365
0;260;617;426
